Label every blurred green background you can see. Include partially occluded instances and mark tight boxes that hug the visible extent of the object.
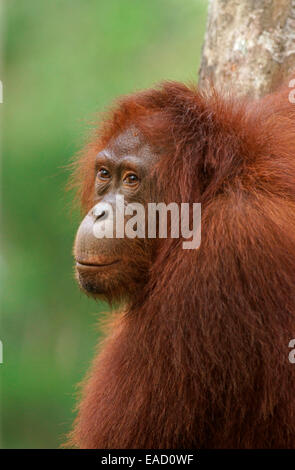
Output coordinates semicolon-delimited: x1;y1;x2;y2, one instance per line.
1;0;207;448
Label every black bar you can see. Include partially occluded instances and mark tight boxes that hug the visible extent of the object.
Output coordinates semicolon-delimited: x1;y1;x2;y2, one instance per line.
0;449;294;467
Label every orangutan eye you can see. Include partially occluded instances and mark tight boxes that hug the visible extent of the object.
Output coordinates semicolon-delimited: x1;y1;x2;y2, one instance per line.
123;173;139;185
97;168;111;181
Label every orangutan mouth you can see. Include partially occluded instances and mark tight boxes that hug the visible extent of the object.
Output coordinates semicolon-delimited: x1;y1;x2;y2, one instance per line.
76;260;120;269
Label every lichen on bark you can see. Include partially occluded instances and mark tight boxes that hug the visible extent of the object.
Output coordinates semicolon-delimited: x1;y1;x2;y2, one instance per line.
199;0;295;97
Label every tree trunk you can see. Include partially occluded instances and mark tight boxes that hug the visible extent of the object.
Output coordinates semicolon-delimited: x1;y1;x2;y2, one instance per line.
199;0;295;97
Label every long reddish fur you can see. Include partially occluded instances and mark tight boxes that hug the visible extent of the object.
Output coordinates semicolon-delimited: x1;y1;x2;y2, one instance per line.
68;81;295;448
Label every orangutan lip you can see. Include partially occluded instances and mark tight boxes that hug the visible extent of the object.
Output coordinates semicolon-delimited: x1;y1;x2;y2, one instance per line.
76;260;120;269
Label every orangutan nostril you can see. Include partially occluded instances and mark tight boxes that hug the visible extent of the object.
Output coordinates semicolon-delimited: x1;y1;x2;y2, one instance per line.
93;208;107;221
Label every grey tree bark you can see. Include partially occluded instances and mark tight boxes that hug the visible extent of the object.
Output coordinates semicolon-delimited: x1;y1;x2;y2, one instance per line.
199;0;295;97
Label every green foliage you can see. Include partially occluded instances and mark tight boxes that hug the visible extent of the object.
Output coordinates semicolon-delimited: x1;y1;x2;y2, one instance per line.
1;0;207;448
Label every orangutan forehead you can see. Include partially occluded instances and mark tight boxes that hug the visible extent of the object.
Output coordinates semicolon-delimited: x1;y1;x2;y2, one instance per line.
106;127;148;157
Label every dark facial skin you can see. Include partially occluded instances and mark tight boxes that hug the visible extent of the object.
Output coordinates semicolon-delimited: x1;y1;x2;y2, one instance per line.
74;128;157;301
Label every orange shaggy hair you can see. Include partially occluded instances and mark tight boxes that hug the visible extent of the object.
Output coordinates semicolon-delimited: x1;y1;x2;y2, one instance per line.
68;81;295;448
